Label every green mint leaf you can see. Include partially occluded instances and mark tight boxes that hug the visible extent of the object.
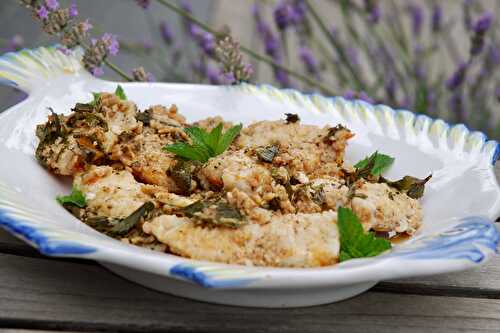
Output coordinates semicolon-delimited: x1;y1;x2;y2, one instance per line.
164;143;210;163
354;151;394;177
337;207;391;262
206;123;223;150
115;85;127;100
164;123;242;162
215;124;242;155
89;92;101;106
184;126;214;155
56;186;87;208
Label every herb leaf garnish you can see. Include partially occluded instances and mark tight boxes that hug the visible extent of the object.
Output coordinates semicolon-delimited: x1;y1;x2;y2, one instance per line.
354;151;395;177
86;201;155;236
115;85;127;100
56;186;87;208
383;174;432;199
338;207;392;262
89;92;101;106
164;123;242;162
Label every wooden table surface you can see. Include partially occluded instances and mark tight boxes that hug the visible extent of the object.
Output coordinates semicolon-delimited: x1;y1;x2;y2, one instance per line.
0;166;499;333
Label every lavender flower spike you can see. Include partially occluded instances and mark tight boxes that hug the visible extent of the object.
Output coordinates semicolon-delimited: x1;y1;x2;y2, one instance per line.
299;46;320;77
37;5;49;20
470;12;494;56
431;5;442;32
273;1;295;30
408;4;424;36
132;67;155;82
473;12;493;34
446;63;467;90
69;3;78;17
102;33;119;56
160;21;174;45
45;0;59;11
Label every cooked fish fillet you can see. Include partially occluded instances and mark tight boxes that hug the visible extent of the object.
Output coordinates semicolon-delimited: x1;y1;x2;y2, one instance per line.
350;181;422;235
143;210;339;267
74;165;151;219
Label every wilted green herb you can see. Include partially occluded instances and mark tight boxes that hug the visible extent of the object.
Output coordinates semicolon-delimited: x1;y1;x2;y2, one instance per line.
354;151;395;177
56;186;87;208
164;123;242;163
285;113;300;123
182;198;246;228
338;207;392;262
256;145;279;163
170;159;195;194
383;175;432;199
86;201;155;236
115;85;127;100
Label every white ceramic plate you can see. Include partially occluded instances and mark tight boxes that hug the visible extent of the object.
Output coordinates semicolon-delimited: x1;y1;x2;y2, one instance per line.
0;46;499;308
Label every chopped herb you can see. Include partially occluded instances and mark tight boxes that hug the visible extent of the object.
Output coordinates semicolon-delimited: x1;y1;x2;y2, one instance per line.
324;124;349;143
285;113;300;123
86;201;155;236
164;123;242;163
338;207;392;262
182;198;246;228
256;145;279;163
354;151;395;177
56;186;87;208
384;175;432;199
135;110;151;125
170;159;195;194
115;85;127;100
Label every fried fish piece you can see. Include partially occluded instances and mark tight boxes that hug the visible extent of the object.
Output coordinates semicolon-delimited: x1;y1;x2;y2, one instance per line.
143;210;339;267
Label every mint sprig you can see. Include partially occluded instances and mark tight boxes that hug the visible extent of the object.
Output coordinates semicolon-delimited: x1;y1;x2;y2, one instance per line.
337;207;391;262
354;151;394;177
56;186;87;208
164;123;242;163
115;85;127;100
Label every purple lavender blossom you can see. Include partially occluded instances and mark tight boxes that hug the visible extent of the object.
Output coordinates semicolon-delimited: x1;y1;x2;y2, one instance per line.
206;65;222;85
102;33;119;56
274;68;290;87
446;63;467;90
135;0;151;9
364;0;380;24
91;67;104;77
160;21;174;45
45;0;59;11
299;46;320;77
199;32;216;57
495;86;500;102
37;5;49;19
431;5;442;32
470;12;494;55
69;3;78;18
273;1;295;30
408;4;424;36
220;72;236;85
473;12;493;34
